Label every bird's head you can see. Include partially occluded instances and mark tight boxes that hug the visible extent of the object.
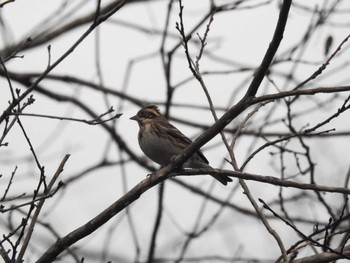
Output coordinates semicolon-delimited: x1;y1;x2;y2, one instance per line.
130;105;162;126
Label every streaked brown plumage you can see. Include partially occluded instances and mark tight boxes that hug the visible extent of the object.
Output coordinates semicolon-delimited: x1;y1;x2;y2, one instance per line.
130;105;232;185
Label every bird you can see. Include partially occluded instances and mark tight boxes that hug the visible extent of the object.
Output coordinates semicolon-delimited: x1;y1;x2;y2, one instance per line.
130;105;232;185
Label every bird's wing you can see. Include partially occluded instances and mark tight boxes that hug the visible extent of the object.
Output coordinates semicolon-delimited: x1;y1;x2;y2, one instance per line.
164;123;209;164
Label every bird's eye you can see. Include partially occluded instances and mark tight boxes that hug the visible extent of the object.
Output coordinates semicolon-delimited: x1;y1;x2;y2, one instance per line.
139;110;155;119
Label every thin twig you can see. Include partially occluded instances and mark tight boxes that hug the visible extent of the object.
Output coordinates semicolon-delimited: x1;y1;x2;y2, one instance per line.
294;33;350;90
0;0;130;125
260;199;350;260
16;154;70;263
1;166;17;202
10;109;122;125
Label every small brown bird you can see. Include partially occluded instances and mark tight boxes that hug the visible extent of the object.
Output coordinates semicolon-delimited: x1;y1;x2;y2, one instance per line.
130;105;232;185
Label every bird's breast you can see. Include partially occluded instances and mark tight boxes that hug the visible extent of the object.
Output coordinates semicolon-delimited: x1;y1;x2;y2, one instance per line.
138;123;182;166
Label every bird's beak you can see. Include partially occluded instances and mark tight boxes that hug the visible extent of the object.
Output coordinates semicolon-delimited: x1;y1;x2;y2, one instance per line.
130;115;138;121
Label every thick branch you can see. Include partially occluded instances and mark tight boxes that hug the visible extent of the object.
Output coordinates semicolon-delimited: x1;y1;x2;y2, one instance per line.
292;245;350;263
36;167;171;263
175;169;350;195
173;0;292;170
245;0;291;97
